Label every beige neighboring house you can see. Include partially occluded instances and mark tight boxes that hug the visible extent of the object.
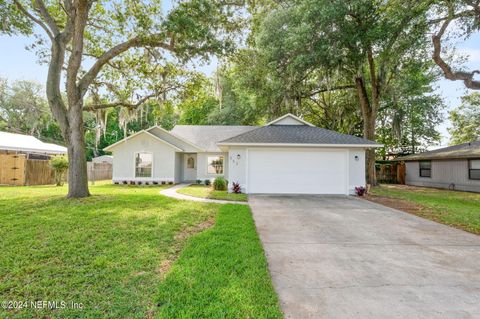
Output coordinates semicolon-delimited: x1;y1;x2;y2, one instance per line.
104;114;381;194
399;141;480;193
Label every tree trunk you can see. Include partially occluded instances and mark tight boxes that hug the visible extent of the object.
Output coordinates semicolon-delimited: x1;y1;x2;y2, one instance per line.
355;76;377;186
46;40;90;198
66;108;90;198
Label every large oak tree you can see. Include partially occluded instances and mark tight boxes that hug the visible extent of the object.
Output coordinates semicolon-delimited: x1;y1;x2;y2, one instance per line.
255;0;431;185
3;0;243;197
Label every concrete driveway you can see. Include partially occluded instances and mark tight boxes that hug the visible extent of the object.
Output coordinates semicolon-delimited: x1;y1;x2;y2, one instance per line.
249;195;480;319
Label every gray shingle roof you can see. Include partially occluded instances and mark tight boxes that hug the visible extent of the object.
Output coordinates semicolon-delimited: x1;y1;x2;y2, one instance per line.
170;125;257;152
219;125;379;146
397;141;480;161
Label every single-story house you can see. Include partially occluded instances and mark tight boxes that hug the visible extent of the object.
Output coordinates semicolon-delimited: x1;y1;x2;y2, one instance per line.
398;141;480;193
104;114;381;194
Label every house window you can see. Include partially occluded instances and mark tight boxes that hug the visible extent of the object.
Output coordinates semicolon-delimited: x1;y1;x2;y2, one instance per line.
419;160;431;178
135;152;152;178
469;159;480;180
187;156;195;169
207;156;224;174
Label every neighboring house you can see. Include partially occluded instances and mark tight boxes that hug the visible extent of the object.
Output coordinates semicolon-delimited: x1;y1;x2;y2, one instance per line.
104;114;381;194
0;131;67;186
0;131;67;156
398;141;480;193
92;155;113;164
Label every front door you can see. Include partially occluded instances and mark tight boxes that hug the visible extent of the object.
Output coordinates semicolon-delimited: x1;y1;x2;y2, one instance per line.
183;154;197;182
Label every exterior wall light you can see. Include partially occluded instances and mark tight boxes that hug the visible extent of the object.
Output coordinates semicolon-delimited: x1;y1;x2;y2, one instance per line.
237;154;241;160
354;155;359;161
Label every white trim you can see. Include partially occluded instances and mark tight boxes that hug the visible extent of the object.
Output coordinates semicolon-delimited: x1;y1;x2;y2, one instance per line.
148;126;205;152
266;113;315;127
134;151;154;178
104;130;183;152
345;149;350;195
206;154;225;176
245;148;249;193
217;142;383;148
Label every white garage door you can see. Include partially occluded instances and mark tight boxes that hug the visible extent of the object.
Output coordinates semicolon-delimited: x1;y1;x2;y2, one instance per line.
247;149;347;194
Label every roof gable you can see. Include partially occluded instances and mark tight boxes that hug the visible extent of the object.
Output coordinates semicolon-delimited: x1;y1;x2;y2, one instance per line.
103;129;183;152
266;113;314;126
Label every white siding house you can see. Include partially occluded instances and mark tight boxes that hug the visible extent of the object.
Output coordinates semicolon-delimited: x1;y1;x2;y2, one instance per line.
104;114;381;194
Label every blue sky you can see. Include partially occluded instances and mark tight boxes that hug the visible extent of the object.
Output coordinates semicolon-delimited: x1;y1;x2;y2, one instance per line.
1;21;479;147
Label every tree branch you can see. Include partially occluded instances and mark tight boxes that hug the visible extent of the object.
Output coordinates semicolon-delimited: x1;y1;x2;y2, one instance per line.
83;93;157;111
432;15;480;90
33;0;60;36
13;0;53;39
78;34;175;97
301;84;355;98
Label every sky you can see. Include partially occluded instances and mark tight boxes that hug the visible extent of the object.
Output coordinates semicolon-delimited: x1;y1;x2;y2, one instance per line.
1;15;479;148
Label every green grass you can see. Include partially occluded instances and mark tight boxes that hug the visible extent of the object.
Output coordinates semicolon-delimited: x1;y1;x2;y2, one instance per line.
0;182;280;318
156;204;282;318
370;184;480;234
177;184;248;202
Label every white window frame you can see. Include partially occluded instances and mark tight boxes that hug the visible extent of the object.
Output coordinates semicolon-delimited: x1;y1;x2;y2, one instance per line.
134;152;153;178
206;155;224;175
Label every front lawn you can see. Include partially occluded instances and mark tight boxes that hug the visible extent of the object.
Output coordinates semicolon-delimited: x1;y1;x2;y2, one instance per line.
157;204;282;318
177;184;248;202
0;183;280;318
368;184;480;234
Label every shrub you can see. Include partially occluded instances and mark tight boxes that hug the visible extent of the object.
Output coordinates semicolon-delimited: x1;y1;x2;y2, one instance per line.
153;181;158;185
355;186;367;196
161;181;166;185
213;177;227;191
168;181;174;185
49;156;69;186
196;179;202;184
204;179;211;186
232;182;242;194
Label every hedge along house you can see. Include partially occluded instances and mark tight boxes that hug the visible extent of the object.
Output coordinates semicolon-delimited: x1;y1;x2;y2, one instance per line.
0;131;67;185
104;114;381;194
398;141;480;193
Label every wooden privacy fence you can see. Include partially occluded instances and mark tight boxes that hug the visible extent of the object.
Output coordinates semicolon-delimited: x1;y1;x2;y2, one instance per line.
375;161;405;184
0;153;59;186
87;162;112;182
0;153;26;185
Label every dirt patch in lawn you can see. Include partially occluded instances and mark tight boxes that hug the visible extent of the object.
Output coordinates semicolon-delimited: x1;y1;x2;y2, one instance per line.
363;194;479;235
157;218;215;277
364;195;444;223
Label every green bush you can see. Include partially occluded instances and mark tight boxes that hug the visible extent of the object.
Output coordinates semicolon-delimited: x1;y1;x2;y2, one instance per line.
204;179;211;186
213;177;227;191
49;156;69;186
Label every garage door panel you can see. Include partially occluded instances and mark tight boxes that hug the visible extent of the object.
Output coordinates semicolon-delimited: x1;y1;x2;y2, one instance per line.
247;149;347;194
